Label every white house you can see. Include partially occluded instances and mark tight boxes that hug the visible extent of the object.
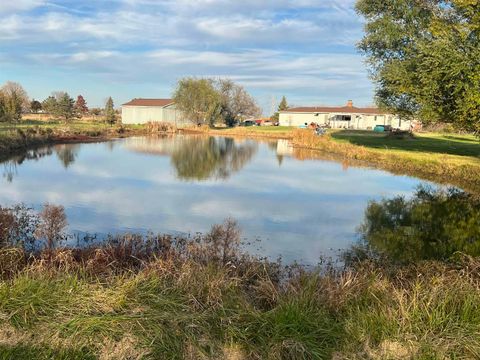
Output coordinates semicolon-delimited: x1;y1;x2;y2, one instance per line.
279;100;412;130
121;98;189;126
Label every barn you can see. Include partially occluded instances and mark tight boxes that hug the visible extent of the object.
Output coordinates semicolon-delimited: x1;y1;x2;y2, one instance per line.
121;98;188;126
279;101;412;130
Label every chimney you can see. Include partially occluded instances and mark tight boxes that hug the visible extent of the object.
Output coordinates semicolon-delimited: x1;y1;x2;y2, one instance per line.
346;100;353;108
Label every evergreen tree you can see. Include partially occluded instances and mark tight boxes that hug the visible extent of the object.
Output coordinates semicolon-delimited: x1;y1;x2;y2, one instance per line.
42;96;57;114
56;93;76;122
42;92;75;122
271;96;288;122
105;97;116;125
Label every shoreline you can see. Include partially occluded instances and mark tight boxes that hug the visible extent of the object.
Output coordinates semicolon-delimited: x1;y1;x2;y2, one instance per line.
0;124;149;163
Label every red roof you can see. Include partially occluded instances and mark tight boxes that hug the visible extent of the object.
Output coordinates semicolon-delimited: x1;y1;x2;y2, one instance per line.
281;106;388;115
122;98;174;107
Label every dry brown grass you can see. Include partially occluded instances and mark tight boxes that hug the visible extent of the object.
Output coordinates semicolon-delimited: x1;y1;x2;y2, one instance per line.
145;121;178;133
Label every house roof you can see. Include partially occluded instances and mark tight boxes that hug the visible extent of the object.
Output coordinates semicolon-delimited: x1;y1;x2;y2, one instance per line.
122;98;174;107
281;106;389;115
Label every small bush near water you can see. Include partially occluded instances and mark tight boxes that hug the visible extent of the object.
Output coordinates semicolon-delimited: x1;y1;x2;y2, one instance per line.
1;201;480;359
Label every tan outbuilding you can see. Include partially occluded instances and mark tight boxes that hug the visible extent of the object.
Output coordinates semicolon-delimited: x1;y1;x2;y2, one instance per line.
279;100;412;130
121;98;188;126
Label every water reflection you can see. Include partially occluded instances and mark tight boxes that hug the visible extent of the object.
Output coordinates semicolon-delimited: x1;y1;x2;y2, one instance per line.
346;186;480;264
0;135;444;264
126;136;258;181
2;147;54;182
55;144;80;169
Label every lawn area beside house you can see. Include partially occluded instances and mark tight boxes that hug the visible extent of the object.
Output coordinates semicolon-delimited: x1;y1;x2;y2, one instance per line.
330;130;480;158
188;125;294;139
289;129;480;193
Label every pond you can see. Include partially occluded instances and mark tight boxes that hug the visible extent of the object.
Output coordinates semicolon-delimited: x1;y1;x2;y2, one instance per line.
0;135;442;264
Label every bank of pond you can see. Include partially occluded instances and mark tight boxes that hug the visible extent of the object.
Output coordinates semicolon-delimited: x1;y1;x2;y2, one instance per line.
0;187;480;358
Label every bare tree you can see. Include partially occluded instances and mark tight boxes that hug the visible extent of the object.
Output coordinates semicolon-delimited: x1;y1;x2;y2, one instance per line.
0;81;29;123
35;204;68;250
206;218;241;265
216;79;261;126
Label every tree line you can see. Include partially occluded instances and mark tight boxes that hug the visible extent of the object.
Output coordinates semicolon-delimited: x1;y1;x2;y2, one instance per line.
0;81;118;125
1;76;291;128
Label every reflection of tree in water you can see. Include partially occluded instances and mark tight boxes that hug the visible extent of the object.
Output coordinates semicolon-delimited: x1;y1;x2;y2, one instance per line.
171;137;258;180
3;161;17;182
2;147;54;182
346;186;480;264
55;144;80;169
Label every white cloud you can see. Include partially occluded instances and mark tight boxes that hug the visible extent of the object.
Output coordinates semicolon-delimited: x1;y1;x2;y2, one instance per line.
0;0;372;109
0;0;42;14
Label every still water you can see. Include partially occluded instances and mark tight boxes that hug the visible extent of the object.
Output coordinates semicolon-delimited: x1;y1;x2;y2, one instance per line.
0;135;438;264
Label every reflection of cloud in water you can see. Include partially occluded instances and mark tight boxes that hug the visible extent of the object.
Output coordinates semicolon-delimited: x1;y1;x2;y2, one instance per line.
0;136;435;264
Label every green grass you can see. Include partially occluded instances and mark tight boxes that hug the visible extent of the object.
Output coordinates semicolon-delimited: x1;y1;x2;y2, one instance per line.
1;251;480;359
0;119;106;134
0;119;146;159
209;125;293;132
0;214;479;359
0;345;95;360
331;130;479;158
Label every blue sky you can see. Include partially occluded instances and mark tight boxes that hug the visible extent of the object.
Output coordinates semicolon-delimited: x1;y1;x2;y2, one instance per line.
0;0;373;113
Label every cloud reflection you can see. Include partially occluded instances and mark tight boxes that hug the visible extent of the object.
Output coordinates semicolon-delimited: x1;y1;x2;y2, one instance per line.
0;136;435;264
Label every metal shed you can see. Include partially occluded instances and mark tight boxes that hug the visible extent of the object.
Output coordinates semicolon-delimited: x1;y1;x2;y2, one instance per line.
121;98;188;126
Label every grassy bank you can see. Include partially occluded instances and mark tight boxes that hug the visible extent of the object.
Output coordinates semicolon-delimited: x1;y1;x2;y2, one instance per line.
0;120;146;160
290;130;480;193
1;241;479;359
0;153;478;359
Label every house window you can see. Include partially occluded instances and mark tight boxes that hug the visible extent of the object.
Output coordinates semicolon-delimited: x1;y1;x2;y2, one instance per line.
338;115;351;121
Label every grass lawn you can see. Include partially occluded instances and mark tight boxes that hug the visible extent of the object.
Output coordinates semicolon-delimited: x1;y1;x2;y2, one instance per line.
0;119;146;158
207;125;293;134
330;130;480;158
0;120;105;138
0;119;146;135
234;125;293;132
